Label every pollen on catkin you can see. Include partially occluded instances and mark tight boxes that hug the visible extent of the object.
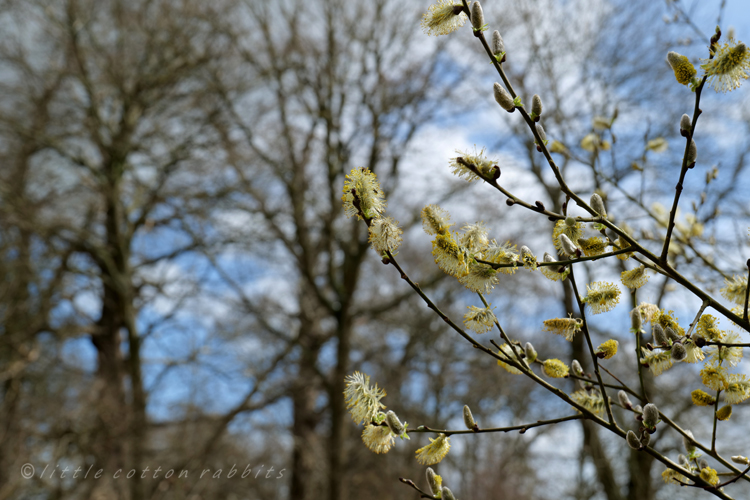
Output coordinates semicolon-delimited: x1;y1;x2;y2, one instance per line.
415;433;451;465
459;261;498;293
342;167;386;220
543;358;569;378
720;274;748;305
637;302;660;324
540;252;567;281
369;216;403;255
345;372;387;425
431;232;468;277
582;281;621;315
700;467;719;487
662;468;688;485
641;348;674;376
362;425;395;454
654;309;685;337
570;389;605;416
724;374;750;404
683;339;705;363
621;265;649;290
701;40;750;92
695;314;724;342
450;148;496;182
459;221;489;253
542;317;582;342
520;245;537;270
691;389;716;406
706;332;743;367
463;305;496;334
482;240;519;274
421;1;468;36
666;51;697;85
421;204;453;235
700;364;729;391
596;339;619;360
578;237;607;257
426;468;442;496
552;219;585;253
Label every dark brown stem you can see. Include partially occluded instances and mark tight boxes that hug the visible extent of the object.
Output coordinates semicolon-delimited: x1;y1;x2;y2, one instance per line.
411;414;583;437
659;74;708;265
398;477;438;499
712;389;721;453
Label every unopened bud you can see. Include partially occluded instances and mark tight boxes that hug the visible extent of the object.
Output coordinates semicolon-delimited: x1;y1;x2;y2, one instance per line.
640;431;650;448
442;486;456;500
426;468;440;496
632;404;643;414
463;405;476;430
630;308;642;331
666;327;680;342
687;139;697;164
525;342;538;363
699;458;709;471
471;1;485;30
560;234;578;256
491;30;505;58
543;252;555;264
618;391;632;409
531;94;543;120
643;403;659;429
494;83;515;112
683;430;696;454
535;123;546;144
716;405;732;421
671;342;687;361
385;411;404;436
731;456;750;465
680;114;691;136
571;359;583;375
590;193;607;218
679;454;690;468
564;216;577;227
653;324;667;345
626;430;641;449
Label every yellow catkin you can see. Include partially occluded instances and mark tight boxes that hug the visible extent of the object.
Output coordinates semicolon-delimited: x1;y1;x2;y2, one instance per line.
690;389;715;406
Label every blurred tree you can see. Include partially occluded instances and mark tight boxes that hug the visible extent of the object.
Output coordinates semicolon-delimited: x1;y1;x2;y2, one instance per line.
0;0;237;498
2;0;749;499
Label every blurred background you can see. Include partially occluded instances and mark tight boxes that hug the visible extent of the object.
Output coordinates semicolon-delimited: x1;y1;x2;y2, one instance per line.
1;0;750;499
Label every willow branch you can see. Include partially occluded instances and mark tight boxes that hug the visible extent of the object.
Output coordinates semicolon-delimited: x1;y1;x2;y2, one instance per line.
410;414;583;436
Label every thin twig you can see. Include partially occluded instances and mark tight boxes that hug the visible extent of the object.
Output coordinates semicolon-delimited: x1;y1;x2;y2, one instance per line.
568;268;616;427
712;389;721;453
659;70;708;265
410;415;583;436
717;464;750;488
686;299;711;338
475;246;634;270
398;477;437;499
